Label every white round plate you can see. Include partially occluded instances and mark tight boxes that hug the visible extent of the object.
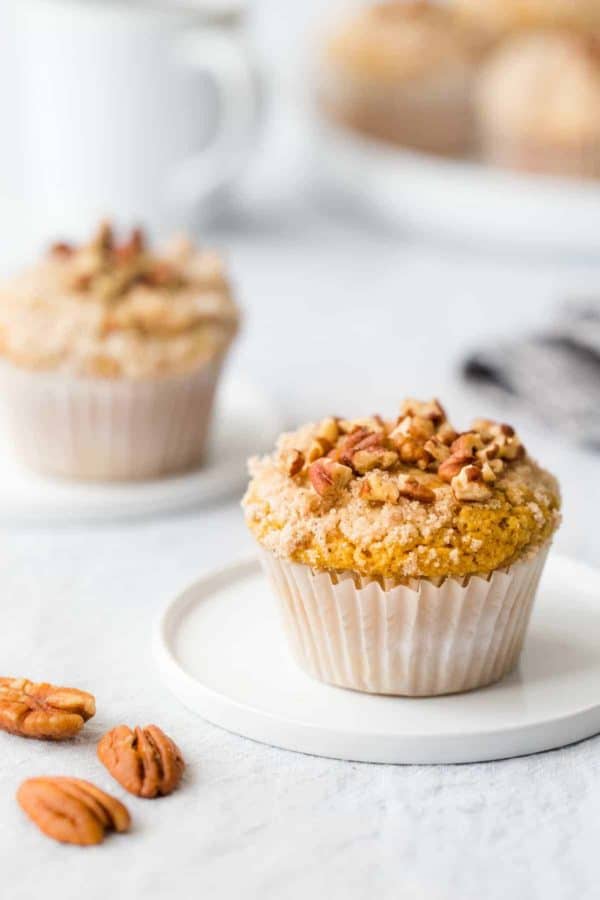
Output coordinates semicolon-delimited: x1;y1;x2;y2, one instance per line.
155;554;600;765
314;117;600;253
0;377;282;525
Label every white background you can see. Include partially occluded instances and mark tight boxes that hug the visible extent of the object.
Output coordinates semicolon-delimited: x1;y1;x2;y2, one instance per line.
1;1;600;898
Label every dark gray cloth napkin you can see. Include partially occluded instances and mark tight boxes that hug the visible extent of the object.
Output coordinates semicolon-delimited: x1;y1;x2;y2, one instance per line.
463;303;600;448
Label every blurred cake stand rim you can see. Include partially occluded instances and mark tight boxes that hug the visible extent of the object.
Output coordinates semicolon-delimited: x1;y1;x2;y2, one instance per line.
154;553;600;765
313;117;600;253
0;376;283;524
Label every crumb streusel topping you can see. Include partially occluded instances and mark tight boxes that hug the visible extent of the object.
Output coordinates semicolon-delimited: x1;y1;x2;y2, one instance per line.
0;223;239;379
324;0;481;83
243;399;561;579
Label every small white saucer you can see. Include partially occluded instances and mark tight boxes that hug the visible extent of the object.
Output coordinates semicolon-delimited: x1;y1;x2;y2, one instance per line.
155;554;600;765
0;377;282;525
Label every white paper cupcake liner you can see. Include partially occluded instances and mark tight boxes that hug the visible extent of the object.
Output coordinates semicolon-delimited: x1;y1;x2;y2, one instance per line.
258;545;550;696
0;355;226;480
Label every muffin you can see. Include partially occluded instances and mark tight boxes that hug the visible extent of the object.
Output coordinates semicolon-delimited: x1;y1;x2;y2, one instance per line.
456;0;600;43
243;400;560;696
0;223;239;480
319;0;482;156
476;31;600;179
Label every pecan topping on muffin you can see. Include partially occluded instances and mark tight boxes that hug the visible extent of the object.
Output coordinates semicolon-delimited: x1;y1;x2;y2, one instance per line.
243;399;560;580
258;402;527;505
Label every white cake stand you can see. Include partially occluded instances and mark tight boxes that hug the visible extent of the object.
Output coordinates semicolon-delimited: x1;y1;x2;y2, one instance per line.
155;554;600;765
0;377;283;524
313;117;600;253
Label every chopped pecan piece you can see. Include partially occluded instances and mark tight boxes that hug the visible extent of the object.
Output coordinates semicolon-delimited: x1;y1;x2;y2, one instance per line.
338;416;386;435
17;777;130;846
437;422;458;445
308;458;352;498
397;475;435;503
98;725;185;799
306;437;332;463
424;436;451;463
360;473;400;503
281;448;304;477
315;417;339;444
0;677;95;740
393;415;435;442
400;398;446;423
481;458;503;482
328;428;372;465
115;227;145;263
438;452;475;483
388;428;431;469
451;432;484;456
471;418;497;441
451;465;492;501
50;241;74;258
351;447;398;474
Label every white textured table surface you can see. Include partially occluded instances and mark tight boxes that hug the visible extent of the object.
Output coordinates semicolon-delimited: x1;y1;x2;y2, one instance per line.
2;217;600;900
3;3;600;899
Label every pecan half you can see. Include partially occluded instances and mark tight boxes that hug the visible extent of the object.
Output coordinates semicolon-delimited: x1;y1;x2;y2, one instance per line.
0;677;95;740
17;777;130;846
98;725;185;798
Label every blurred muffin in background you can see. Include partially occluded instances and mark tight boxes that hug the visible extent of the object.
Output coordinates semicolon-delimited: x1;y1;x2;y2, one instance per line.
476;31;600;179
319;0;483;156
0;223;239;480
456;0;600;44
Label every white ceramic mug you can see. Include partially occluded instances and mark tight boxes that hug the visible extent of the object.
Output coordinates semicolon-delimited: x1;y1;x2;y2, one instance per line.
11;0;261;240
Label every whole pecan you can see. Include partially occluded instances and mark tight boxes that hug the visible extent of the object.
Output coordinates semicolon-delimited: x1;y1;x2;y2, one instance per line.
98;725;185;798
0;677;96;740
17;777;130;846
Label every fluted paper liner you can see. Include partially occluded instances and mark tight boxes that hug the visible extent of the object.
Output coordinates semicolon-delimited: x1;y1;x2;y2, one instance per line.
0;355;225;480
258;545;549;696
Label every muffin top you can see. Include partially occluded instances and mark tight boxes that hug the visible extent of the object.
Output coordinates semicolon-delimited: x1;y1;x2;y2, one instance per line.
243;399;560;580
477;31;600;141
0;223;239;379
456;0;600;40
323;0;481;84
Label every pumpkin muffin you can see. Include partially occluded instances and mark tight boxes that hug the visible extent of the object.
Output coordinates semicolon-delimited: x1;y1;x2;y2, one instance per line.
318;0;482;155
243;399;560;696
476;31;600;179
456;0;600;44
0;223;239;480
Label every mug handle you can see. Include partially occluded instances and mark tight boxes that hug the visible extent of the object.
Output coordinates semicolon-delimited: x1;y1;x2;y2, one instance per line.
167;27;260;209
